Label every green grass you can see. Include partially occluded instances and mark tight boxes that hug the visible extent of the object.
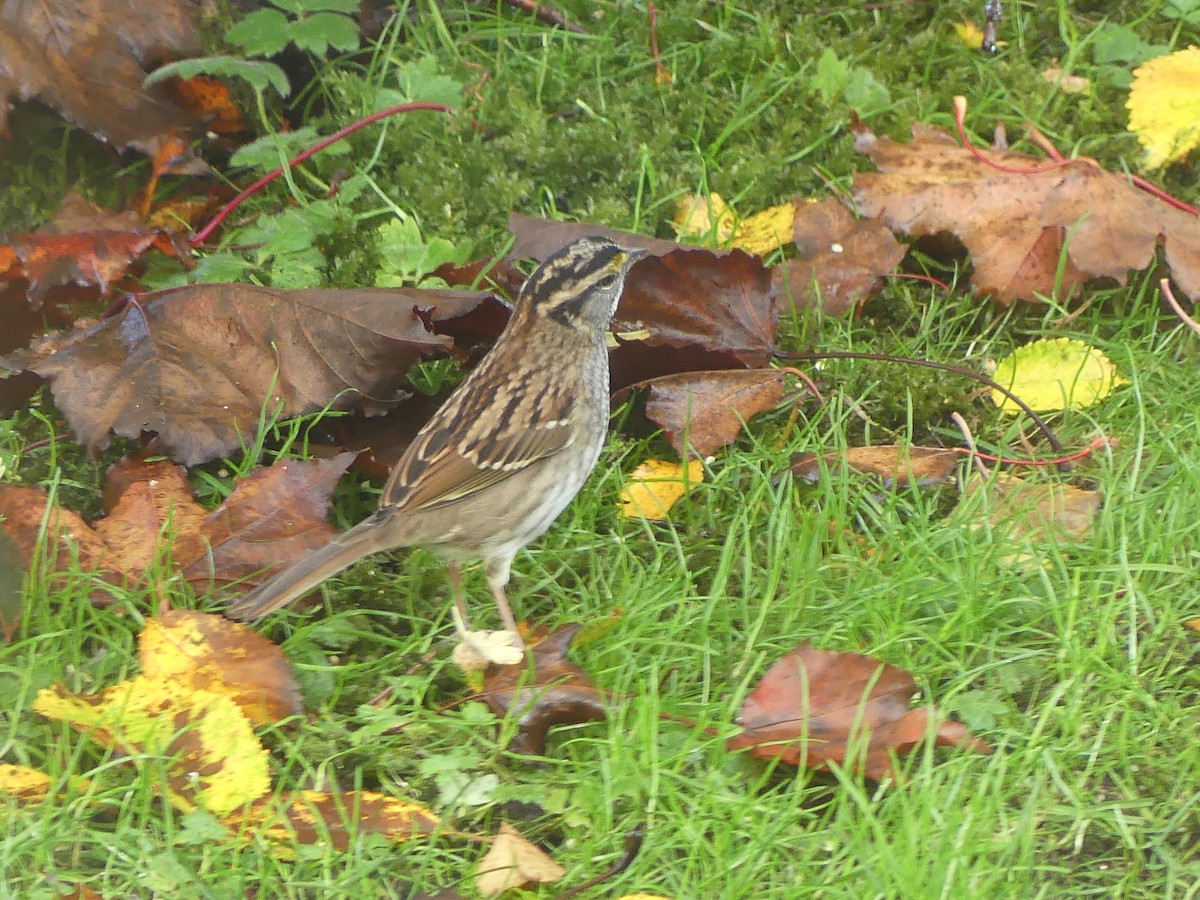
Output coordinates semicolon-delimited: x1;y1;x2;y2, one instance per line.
4;0;1200;897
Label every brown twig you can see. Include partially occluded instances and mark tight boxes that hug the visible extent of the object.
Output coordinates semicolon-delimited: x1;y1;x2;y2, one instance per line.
1160;278;1200;338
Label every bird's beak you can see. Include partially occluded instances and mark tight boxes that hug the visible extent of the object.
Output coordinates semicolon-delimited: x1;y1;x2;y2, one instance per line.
623;247;649;267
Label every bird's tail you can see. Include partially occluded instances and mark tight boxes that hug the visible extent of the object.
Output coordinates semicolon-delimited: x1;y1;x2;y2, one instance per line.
224;512;392;620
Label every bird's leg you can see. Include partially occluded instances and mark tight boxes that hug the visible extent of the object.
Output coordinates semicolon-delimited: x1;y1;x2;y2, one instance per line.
447;561;471;630
483;556;525;650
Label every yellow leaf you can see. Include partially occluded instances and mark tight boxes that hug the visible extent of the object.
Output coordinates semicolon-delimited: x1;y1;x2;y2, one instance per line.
0;764;53;803
34;677;269;817
1128;46;1200;168
476;823;566;897
139;609;302;726
731;202;796;256
673;192;735;245
990;338;1127;414
1184;618;1200;634
951;21;984;48
618;459;704;520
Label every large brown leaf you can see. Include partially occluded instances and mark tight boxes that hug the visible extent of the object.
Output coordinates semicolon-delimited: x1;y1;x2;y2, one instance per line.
852;121;1200;304
0;0;205;157
727;643;991;782
0;453;356;606
2;284;492;465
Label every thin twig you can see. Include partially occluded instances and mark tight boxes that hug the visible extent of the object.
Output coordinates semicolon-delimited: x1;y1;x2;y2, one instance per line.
1160;278;1200;337
950;411;991;480
190;102;453;245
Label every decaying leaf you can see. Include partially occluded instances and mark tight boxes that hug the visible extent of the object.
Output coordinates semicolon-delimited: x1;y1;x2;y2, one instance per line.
732;203;797;257
0;453;355;602
139;609;302;725
618;459;704;521
1;285;486;465
0;0;209;159
0;192;188;307
727;643;991;782
631;368;792;457
236;790;440;850
34;677;271;816
791;445;960;490
774;198;907;316
475;823;567;897
1127;46;1200;168
852;120;1200;304
481;623;606;756
958;472;1102;549
990;337;1127;413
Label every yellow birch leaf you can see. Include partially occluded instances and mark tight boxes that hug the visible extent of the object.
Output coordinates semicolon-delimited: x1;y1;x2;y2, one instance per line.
990;337;1127;414
1128;46;1200;168
0;764;53;803
731;202;796;256
33;677;269;817
952;21;985;48
476;822;567;897
618;459;704;520
673;193;735;245
139;609;302;726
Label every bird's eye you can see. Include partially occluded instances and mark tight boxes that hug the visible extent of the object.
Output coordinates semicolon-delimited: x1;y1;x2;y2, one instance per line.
597;274;619;291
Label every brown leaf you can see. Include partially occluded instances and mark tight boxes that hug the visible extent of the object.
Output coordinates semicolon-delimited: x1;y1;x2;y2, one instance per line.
852;120;1200;304
2;285;481;465
614;249;778;367
482;623;606;756
139;609;302;725
475;823;567;897
774;198;907;316
727;644;991;782
959;472;1101;551
633;369;792;457
0;0;206;158
185;452;357;595
791;445;960;490
0;453;355;602
236;790;441;849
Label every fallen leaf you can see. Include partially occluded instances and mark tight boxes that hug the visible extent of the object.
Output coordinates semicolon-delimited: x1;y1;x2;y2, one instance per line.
1184;618;1200;634
618;459;704;520
236;790;440;850
673;193;735;245
791;445;960;490
1127;46;1200;167
959;472;1102;548
990;337;1127;413
0;0;208;159
0;453;356;602
481;623;606;756
630;369;792;457
613;249;778;367
508;214;686;263
34;677;270;816
731;202;796;256
726;643;991;782
139;610;302;725
2;285;482;465
475;823;567;897
852;119;1200;304
0;764;52;803
773;198;907;315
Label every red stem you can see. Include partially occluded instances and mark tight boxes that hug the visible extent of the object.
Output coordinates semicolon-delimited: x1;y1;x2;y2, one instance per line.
960;435;1115;468
189;102;453;246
